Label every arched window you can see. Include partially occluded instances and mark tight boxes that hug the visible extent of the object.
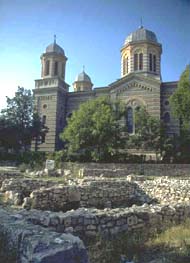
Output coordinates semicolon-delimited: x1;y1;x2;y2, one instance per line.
139;53;143;70
126;107;133;133
134;53;143;71
149;54;156;72
134;54;138;71
45;60;50;76
126;57;129;73
149;53;153;71
153;55;156;72
123;57;126;75
41;134;46;143
62;63;65;78
164;112;170;123
54;61;58;76
42;115;46;125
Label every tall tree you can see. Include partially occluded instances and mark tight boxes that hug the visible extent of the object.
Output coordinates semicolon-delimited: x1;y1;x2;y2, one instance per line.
60;97;126;161
0;86;46;151
167;65;190;161
170;65;190;131
128;107;161;154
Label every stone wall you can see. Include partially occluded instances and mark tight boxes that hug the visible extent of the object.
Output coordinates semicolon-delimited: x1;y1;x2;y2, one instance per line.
62;162;190;177
138;177;190;204
0;206;88;263
1;178;58;205
16;203;190;239
23;179;153;211
23;177;190;211
3;177;190;211
0;171;21;187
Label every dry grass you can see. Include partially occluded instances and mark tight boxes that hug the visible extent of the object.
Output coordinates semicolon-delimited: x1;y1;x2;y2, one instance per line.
146;219;190;261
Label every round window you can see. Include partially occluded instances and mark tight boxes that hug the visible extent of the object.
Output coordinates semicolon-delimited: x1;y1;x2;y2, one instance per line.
43;104;47;109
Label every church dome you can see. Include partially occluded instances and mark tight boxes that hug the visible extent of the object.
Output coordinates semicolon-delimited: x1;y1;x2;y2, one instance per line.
124;26;158;45
75;71;92;83
46;42;65;55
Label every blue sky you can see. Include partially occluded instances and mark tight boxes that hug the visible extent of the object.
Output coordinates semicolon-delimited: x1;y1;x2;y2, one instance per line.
0;0;190;109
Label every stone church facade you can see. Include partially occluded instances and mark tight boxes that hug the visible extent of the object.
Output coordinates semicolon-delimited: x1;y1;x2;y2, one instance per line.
32;27;179;152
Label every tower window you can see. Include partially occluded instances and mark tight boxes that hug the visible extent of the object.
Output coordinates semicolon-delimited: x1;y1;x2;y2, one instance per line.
123;57;126;75
134;53;143;71
42;115;46;125
134;54;138;71
153;55;156;72
45;60;50;76
149;53;153;71
139;53;143;70
123;56;129;75
62;63;65;78
126;57;129;73
54;61;58;76
149;54;156;73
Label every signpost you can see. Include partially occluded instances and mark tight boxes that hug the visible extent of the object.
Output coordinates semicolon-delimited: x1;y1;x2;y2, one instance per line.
45;160;55;171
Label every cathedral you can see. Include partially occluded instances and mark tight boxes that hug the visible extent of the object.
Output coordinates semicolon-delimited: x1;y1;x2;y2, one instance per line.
32;26;179;152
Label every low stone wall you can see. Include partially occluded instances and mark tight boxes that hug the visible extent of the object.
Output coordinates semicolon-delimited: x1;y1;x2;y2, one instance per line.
23;177;190;211
0;206;88;263
26;185;81;211
1;178;59;205
0;172;21;187
17;203;190;238
23;179;153;211
1;178;58;193
64;163;190;177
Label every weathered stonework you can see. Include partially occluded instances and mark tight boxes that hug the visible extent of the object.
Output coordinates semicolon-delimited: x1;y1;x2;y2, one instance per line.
3;175;190;213
0;207;88;263
7;203;190;239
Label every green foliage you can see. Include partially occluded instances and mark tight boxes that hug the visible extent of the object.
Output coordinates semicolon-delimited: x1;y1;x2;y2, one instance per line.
129;107;161;153
88;231;146;263
0;86;47;152
0;151;46;168
169;66;190;162
60;97;127;162
88;220;190;263
170;65;190;127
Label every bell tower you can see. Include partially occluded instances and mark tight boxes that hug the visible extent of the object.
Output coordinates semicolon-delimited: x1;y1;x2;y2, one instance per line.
121;26;162;81
31;36;69;152
41;35;67;81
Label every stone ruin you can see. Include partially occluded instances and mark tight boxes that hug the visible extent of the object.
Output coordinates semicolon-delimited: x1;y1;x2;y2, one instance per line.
1;165;190;262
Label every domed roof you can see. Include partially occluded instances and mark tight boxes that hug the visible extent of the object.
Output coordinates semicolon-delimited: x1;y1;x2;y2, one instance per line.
46;38;65;55
124;26;158;45
75;71;92;83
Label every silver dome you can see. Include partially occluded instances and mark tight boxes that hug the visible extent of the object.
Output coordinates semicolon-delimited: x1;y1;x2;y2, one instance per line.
75;71;92;82
46;42;65;55
125;26;158;45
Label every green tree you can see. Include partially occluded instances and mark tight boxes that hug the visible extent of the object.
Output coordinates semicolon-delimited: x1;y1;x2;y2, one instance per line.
0;86;46;151
129;107;161;154
170;65;190;131
0;117;19;151
169;65;190;161
60;97;126;161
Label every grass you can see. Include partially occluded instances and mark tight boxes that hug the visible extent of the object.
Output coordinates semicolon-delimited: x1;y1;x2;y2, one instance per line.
87;220;190;263
146;219;190;262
